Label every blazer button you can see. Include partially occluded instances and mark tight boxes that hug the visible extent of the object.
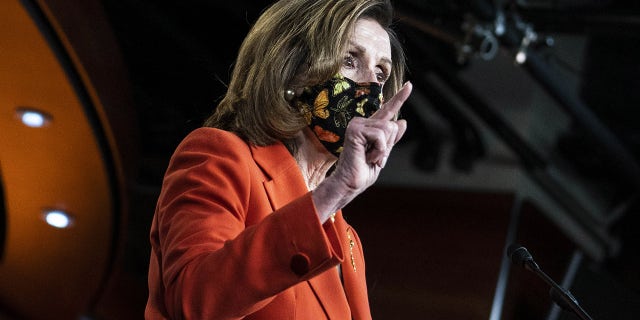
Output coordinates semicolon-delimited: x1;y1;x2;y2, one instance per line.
290;253;310;276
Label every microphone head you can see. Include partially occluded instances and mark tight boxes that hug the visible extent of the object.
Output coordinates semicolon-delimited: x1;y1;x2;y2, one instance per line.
507;244;533;267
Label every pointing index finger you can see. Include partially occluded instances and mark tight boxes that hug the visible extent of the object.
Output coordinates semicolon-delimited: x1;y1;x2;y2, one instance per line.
371;81;413;121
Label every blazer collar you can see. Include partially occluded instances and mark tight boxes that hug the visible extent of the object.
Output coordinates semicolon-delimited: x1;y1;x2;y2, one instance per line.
250;141;298;182
249;142;308;210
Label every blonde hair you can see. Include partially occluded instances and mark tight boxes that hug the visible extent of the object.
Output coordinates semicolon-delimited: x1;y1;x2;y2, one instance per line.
204;0;406;146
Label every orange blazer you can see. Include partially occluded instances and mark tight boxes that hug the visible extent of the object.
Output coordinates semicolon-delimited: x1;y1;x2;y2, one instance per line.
145;127;372;320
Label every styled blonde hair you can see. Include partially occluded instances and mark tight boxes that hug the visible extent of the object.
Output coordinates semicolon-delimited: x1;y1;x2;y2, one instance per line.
204;0;406;146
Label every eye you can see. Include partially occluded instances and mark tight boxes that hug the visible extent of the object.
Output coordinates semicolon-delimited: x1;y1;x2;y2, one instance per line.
343;53;356;69
376;67;389;83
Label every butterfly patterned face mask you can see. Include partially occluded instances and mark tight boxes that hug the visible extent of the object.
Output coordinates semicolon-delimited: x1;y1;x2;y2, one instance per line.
295;74;384;157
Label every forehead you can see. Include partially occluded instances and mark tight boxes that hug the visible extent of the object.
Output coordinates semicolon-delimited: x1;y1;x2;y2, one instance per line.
350;19;391;61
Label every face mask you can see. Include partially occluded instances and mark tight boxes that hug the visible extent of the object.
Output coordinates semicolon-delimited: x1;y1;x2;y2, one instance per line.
295;74;383;157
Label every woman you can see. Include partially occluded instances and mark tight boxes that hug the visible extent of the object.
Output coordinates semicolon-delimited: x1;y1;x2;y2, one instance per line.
145;0;412;319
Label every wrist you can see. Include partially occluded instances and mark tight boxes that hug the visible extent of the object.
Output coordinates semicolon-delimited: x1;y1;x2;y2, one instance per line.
311;174;353;223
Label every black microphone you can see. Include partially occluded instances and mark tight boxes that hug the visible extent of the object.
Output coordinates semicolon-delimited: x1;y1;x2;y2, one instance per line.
506;244;594;320
507;244;539;270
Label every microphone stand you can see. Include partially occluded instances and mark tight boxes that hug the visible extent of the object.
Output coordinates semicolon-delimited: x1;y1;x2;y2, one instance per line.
523;258;594;320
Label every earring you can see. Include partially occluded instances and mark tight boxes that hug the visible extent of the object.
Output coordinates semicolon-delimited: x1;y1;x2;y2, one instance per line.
284;89;296;101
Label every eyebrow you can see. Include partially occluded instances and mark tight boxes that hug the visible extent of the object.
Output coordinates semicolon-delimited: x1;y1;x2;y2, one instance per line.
350;42;392;67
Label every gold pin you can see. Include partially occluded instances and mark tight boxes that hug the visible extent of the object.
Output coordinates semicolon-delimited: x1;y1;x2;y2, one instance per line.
347;231;356;272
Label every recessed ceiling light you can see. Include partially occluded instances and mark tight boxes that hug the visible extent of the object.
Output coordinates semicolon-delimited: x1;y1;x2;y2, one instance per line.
42;210;74;229
16;108;52;128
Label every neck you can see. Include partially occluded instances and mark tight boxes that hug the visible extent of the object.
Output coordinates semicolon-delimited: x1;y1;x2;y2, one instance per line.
293;128;337;190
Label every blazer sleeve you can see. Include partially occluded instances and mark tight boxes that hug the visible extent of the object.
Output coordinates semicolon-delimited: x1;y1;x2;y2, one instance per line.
150;129;343;319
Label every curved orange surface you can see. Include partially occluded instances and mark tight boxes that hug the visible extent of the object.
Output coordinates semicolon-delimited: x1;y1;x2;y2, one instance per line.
0;1;123;318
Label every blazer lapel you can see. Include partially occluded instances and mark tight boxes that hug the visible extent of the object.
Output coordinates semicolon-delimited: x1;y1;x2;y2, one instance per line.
249;142;353;319
307;267;351;318
305;212;355;319
335;213;371;320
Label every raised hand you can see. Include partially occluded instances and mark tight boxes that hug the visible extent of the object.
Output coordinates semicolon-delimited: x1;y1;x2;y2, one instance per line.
312;82;412;222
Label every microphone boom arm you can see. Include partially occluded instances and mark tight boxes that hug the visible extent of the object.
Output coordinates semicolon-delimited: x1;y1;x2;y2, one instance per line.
508;244;594;320
524;259;593;320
